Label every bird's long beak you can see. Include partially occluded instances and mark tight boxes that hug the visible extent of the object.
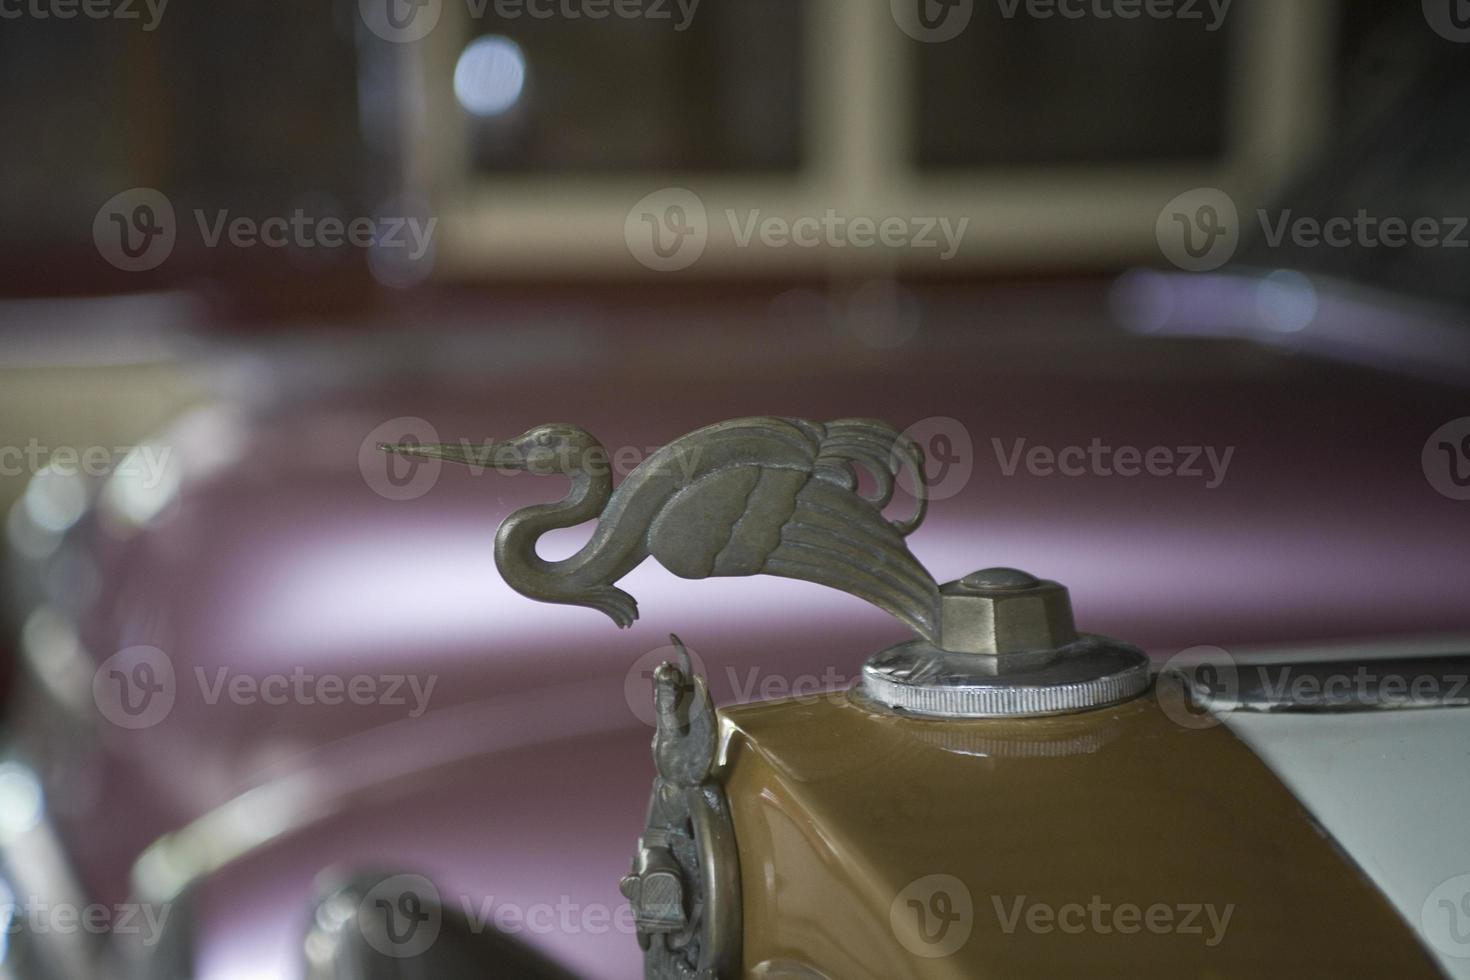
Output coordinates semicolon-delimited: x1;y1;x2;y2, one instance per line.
376;441;528;470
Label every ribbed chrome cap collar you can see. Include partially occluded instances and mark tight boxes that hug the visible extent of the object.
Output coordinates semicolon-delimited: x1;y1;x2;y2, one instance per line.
860;636;1151;719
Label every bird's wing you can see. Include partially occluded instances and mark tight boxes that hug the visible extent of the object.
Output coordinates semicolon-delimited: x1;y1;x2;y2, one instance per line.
815;418;928;535
761;473;941;643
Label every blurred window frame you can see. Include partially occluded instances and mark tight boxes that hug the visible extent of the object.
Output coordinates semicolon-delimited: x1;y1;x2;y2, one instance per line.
400;0;1334;278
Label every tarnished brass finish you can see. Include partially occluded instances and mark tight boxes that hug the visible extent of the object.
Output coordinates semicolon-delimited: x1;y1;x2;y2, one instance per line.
862;568;1149;717
937;568;1077;656
719;691;1443;979
384;419;1150;717
621;638;741;979
382;418;940;642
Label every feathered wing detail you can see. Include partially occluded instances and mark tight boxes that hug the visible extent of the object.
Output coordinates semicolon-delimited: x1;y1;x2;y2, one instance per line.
760;475;941;642
813;418;929;535
646;417;940;639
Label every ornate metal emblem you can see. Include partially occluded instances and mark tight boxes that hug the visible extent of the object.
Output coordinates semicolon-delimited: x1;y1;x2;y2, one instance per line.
616;636;740;980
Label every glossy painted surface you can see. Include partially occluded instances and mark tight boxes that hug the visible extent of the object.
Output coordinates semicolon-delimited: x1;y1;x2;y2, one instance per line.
719;691;1443;979
1221;661;1470;979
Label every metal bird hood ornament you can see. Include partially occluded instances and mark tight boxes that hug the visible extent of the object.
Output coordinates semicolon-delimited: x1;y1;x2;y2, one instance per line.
380;415;1149;721
382;416;941;642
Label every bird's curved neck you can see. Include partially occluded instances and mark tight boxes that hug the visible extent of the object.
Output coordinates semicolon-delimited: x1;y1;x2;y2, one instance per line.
495;467;617;584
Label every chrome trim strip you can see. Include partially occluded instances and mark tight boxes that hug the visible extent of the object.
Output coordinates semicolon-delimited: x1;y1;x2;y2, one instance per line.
1175;654;1470;713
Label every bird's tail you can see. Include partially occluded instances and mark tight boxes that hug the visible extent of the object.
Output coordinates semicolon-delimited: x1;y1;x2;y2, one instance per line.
815;418;929;536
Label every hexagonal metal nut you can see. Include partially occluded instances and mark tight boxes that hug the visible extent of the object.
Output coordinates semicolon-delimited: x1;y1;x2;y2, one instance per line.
938;576;1078;655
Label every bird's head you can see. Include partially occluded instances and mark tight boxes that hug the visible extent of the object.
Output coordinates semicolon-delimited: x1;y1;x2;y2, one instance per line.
378;423;604;477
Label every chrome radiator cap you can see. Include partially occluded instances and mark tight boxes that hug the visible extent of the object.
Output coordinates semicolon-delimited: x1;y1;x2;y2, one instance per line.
859;568;1150;719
